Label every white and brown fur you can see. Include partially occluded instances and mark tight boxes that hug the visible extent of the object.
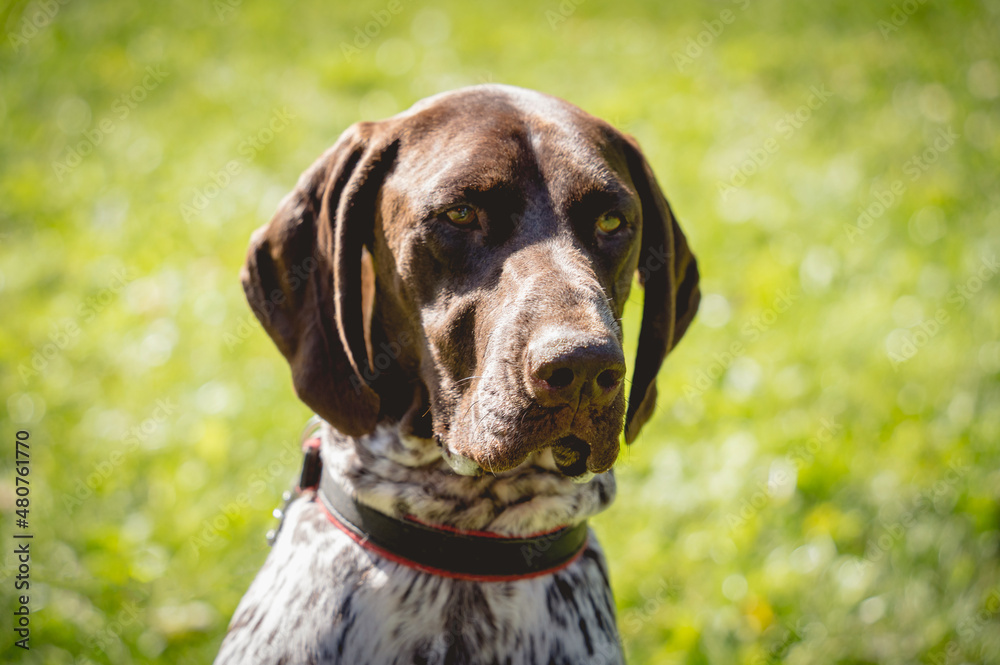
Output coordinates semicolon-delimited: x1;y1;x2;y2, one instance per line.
217;85;699;665
215;423;623;664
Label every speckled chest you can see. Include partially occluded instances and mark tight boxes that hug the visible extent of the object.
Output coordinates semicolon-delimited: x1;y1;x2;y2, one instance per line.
215;498;625;665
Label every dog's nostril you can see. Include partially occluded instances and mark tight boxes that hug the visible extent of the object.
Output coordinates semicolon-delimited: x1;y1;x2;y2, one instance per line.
527;330;626;407
596;369;621;390
546;367;575;389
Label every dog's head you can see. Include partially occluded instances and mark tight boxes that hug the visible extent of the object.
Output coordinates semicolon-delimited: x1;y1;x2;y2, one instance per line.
241;85;699;478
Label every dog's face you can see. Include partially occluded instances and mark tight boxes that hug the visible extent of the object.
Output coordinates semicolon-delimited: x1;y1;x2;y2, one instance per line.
241;85;699;478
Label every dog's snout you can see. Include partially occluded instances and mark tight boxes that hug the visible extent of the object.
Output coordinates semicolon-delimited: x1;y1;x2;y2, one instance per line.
527;330;626;408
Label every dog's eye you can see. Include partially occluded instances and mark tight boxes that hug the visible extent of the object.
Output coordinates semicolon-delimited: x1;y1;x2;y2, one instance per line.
444;205;478;227
596;213;623;235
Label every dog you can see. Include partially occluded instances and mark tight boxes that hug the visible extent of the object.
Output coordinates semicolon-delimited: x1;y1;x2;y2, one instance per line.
215;84;699;665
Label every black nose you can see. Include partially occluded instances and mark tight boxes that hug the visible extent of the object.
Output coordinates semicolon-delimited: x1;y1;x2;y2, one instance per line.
527;331;626;408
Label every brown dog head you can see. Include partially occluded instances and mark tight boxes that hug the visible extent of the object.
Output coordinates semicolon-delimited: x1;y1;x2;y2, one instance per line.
241;85;699;478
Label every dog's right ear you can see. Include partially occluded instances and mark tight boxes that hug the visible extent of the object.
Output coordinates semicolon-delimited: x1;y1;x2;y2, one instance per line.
240;123;394;436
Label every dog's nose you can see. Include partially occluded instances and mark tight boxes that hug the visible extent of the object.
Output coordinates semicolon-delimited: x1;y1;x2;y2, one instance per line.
527;331;626;408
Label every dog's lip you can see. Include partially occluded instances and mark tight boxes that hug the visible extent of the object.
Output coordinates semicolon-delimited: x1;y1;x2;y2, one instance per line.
442;438;607;481
551;436;591;477
441;446;483;476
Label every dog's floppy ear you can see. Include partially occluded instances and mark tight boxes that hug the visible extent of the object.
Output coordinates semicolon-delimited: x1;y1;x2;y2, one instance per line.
240;122;396;436
622;136;700;443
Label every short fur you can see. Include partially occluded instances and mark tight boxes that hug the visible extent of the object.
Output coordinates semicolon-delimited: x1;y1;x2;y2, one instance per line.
217;84;699;665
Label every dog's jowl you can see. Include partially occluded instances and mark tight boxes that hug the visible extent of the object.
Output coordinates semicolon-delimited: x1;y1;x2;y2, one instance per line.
216;84;699;665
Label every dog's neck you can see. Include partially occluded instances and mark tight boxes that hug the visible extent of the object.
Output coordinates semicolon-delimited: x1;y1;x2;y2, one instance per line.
320;422;616;537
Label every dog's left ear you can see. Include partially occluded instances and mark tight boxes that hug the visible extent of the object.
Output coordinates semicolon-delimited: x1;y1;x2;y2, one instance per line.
621;135;700;443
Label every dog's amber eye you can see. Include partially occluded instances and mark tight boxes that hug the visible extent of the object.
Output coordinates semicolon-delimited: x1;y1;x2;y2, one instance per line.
596;213;623;234
445;205;477;227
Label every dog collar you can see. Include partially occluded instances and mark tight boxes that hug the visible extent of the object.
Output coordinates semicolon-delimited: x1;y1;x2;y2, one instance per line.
286;430;589;582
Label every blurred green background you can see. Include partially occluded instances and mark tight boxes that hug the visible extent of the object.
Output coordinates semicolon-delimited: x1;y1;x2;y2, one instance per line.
2;0;999;663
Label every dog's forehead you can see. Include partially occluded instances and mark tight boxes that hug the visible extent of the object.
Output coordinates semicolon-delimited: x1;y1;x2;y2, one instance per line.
387;85;625;204
404;84;599;135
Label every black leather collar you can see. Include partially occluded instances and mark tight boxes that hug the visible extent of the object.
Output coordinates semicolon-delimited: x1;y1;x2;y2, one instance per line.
289;431;589;581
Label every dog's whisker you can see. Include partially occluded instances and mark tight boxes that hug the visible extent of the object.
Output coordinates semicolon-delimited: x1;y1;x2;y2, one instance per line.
461;397;481;421
470;409;499;477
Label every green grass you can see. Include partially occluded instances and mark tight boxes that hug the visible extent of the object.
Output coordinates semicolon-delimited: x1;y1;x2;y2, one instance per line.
2;0;999;662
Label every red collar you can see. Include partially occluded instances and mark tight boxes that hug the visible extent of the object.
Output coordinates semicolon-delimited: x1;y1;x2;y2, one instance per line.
296;433;589;582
